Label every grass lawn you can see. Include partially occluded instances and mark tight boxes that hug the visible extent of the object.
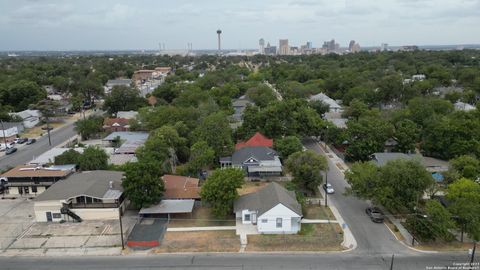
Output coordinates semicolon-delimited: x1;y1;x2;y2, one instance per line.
167;206;235;228
303;205;336;220
153;230;239;253
238;181;268;196
20;122;64;138
246;224;344;252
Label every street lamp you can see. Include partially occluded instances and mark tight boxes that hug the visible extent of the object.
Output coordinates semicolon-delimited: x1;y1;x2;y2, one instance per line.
324;126;329;153
324;166;329;207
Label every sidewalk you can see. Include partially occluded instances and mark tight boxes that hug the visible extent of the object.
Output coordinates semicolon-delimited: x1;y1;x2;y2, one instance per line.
167;226;236;232
301;219;339;224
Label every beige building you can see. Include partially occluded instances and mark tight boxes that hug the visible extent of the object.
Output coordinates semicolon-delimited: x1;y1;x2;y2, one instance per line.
0;165;76;197
34;171;125;222
279;39;289;55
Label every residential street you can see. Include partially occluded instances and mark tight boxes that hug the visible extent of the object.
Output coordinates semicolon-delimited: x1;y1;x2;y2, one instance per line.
302;138;413;256
0;252;476;270
0;123;77;171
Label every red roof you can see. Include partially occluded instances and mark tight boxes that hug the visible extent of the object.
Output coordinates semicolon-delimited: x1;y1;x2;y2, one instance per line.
162;174;200;199
235;132;273;150
103;118;130;127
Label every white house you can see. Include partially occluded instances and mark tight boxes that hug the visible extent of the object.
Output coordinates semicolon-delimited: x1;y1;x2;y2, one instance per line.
0;122;23;143
233;182;302;234
10;109;41;128
34;171;125;222
309;93;342;113
454;101;476;112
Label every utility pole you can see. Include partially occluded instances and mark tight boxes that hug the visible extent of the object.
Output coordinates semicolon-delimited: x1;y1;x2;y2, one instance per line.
119;207;125;250
46;116;52;146
0;120;8;149
470;242;477;266
324;166;329;207
390;254;395;270
324;126;329;153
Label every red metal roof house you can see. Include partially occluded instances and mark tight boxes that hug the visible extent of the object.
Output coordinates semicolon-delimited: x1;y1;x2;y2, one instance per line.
235;132;273;150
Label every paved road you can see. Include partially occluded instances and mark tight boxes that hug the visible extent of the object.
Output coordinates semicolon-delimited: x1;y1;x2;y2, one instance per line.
303;138;412;256
0;253;476;270
0;123;76;171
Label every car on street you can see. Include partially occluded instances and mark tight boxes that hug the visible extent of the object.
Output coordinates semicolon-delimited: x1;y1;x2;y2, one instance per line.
323;183;335;194
41;126;53;131
15;138;28;144
366;207;385;223
5;147;17;155
26;139;36;145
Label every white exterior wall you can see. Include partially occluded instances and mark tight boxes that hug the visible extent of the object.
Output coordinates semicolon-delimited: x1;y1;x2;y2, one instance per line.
257;204;301;234
0;127;18;138
7;185;46;196
34;200;121;222
34;200;63;222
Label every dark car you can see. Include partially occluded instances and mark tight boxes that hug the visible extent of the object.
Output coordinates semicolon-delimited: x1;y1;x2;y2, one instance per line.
366;207;385;223
41;126;53;131
5;147;17;155
16;138;28;144
26;139;36;145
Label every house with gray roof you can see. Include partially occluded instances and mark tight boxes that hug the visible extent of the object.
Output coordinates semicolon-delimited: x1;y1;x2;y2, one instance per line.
104;79;132;94
234;182;302;234
34;171;125;223
220;146;282;177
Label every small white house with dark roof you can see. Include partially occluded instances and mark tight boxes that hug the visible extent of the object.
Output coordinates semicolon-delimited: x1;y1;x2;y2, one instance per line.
34;171;125;222
234;182;302;234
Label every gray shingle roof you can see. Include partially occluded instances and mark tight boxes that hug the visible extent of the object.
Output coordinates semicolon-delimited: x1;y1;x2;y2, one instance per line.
234;182;302;216
230;146;277;165
35;171;124;201
371;152;422;166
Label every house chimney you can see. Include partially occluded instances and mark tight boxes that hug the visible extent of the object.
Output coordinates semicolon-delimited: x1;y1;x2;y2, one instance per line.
109;181;113;189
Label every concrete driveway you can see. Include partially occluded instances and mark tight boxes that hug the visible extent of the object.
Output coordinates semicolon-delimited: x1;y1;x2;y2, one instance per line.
303;138;413;255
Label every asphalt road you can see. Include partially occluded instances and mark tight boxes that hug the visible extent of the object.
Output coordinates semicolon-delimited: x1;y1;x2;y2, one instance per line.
0;253;476;270
303;138;412;256
0;123;76;171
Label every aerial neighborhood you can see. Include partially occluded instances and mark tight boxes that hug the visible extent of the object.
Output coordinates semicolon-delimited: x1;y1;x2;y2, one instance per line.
0;48;479;264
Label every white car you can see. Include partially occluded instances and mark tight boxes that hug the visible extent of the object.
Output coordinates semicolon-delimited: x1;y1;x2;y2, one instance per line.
323;183;335;194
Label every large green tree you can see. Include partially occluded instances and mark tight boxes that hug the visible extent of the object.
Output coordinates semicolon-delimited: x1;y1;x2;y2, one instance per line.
78;146;109;171
285;150;328;194
446;178;480;241
274;136;303;160
122;162;165;209
54;149;82;165
346;159;434;212
103;85;146;114
74;115;104;140
449;155;480;180
187;140;215;174
393;119;419;153
345;115;393;161
200;168;245;218
192;112;233;158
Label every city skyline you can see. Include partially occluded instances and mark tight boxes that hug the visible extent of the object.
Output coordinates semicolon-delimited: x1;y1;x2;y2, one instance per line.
1;0;480;51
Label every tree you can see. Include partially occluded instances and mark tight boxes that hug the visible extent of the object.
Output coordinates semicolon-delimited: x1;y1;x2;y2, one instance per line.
5;80;46;111
187;141;215;174
446;178;480;241
274;136;303;160
200;168;244;218
393;119;419;153
424;200;455;241
345;115;393;161
245;84;277;108
308;100;330;116
103;85;146;114
449;155;480;180
75;115;104;140
343;98;368;120
192;112;233;158
346;159;434;212
32;99;61;146
54;149;82;165
78;146;109;171
122;162;165;209
285;150;327;194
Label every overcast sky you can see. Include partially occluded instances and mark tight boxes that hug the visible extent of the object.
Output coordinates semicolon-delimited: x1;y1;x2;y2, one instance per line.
1;0;479;51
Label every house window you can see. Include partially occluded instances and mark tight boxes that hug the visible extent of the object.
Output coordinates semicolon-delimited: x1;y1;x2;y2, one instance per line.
276;218;282;228
31;186;37;193
24;186;29;194
262;219;268;223
244;214;250;221
52;213;61;219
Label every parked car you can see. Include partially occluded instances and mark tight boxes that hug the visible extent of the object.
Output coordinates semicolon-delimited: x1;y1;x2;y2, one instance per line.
365;207;385;223
26;139;36;145
15;138;28;144
323;183;335;194
5;147;17;155
0;143;13;151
